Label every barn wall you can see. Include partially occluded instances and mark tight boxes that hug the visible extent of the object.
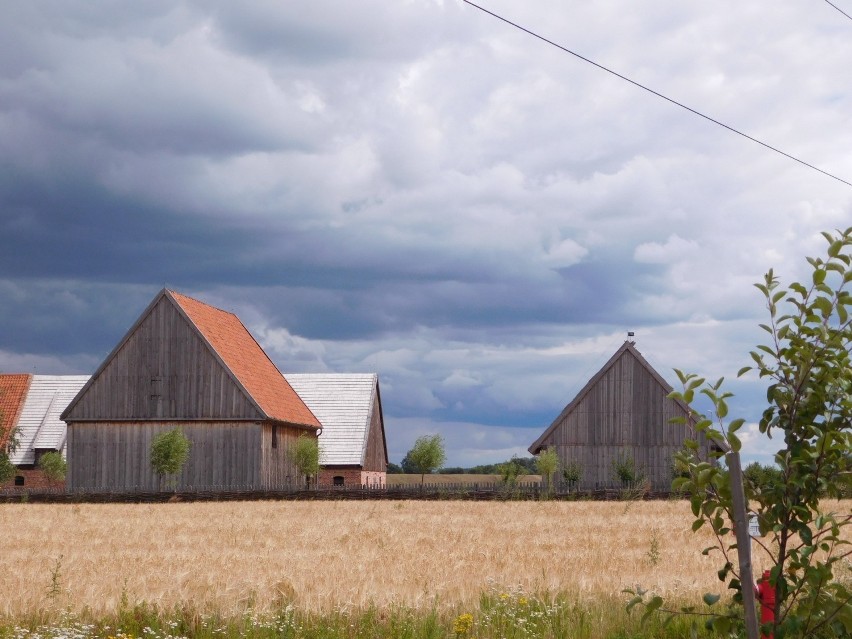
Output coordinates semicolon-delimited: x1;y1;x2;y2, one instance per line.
65;297;262;422
66;421;262;490
259;423;312;488
543;350;705;491
362;392;387;473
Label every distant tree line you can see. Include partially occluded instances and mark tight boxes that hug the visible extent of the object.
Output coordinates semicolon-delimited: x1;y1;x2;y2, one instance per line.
389;453;539;476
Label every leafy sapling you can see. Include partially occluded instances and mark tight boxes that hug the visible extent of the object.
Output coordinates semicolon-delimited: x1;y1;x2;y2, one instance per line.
626;227;852;638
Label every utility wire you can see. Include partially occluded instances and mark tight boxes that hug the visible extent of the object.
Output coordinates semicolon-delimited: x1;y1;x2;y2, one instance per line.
461;0;852;189
824;0;852;22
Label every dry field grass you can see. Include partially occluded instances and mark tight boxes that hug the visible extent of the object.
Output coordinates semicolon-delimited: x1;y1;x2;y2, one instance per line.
1;499;849;617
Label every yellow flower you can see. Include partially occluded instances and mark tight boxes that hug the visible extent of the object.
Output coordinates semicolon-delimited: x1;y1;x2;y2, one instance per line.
499;592;509;600
518;596;528;606
453;612;474;636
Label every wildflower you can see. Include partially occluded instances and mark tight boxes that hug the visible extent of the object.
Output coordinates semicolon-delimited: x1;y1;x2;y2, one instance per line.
453;613;474;637
499;593;509;601
518;596;528;607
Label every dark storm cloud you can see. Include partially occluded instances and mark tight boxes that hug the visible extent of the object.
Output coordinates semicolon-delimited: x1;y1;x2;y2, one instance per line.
206;1;471;64
0;168;259;284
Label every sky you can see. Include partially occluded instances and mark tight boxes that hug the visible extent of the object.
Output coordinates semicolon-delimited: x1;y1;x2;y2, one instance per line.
1;1;851;468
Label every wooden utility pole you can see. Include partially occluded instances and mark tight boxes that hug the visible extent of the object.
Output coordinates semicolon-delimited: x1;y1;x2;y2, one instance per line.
726;450;760;639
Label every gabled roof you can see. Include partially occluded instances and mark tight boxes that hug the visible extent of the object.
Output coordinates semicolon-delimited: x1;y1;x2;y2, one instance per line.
0;374;32;451
62;289;320;429
283;373;383;466
6;375;89;464
169;291;320;429
529;341;690;454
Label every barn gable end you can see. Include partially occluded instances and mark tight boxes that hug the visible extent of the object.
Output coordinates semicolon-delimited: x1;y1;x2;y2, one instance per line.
362;384;388;472
529;341;703;491
62;291;264;422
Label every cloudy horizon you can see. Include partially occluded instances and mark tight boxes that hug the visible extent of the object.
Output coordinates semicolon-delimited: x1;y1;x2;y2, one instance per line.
2;1;850;467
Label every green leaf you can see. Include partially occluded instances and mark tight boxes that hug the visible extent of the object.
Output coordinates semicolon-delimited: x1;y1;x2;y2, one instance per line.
692;519;705;532
737;366;752;377
728;418;745;434
702;593;721;606
626;594;643;612
641;596;663;624
727;432;741;452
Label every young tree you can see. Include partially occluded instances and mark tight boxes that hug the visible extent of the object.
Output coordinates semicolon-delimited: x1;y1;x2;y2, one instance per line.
405;434;446;487
535;447;559;493
611;451;644;487
150;428;191;490
498;456;528;487
0;451;15;485
38;451;67;486
290;434;321;488
0;400;15;485
629;228;852;638
562;460;582;487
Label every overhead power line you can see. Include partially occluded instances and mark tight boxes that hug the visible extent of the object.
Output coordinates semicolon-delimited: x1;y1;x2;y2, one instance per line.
824;0;852;22
461;0;852;189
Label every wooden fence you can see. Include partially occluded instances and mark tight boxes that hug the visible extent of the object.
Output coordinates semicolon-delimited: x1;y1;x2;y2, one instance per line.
0;480;672;503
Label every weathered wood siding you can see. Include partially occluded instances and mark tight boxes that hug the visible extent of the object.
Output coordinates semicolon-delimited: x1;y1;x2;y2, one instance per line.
543;349;704;490
66;421;263;490
260;423;311;488
362;392;387;473
64;297;262;422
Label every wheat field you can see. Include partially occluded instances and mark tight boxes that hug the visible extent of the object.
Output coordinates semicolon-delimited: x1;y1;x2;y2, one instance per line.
1;499;845;617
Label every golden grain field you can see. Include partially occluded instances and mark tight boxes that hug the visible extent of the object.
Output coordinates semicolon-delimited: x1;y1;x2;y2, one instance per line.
1;499;847;617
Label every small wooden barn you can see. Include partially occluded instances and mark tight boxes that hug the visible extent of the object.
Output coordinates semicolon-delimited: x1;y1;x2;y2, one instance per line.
0;374;89;488
528;340;709;491
283;373;388;487
61;289;321;491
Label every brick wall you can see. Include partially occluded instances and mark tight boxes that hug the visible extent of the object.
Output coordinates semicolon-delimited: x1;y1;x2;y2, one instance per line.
318;468;386;487
1;468;66;490
319;468;362;487
360;470;386;487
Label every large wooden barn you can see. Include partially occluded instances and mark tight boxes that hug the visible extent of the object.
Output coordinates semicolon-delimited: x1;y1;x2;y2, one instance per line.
61;289;321;491
283;373;388;487
528;340;710;491
0;374;89;488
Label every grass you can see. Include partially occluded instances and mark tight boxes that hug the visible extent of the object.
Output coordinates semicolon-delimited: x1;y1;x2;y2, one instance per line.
1;589;719;639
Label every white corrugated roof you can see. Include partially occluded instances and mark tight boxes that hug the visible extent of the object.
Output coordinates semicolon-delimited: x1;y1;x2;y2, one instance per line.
10;375;90;465
283;373;377;466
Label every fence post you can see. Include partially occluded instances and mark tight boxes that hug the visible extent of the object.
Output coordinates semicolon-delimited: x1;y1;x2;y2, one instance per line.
727;451;760;639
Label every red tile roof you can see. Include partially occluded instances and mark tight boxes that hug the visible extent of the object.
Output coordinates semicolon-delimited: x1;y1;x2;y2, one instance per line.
168;291;320;429
0;374;32;450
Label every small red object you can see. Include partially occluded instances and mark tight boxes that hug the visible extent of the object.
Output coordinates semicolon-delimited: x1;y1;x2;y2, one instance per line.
755;570;775;639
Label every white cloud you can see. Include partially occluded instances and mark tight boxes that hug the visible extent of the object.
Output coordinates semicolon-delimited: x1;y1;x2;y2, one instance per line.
634;234;699;264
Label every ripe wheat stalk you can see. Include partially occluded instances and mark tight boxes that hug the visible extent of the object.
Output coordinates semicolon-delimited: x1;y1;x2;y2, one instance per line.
2;499;846;616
